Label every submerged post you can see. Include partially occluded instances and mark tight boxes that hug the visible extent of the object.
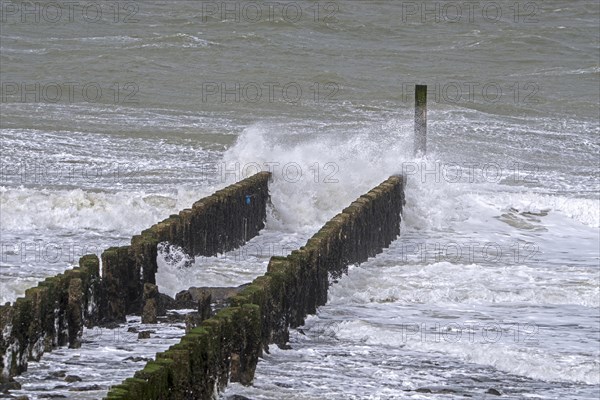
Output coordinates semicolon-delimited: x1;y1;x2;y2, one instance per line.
414;84;427;156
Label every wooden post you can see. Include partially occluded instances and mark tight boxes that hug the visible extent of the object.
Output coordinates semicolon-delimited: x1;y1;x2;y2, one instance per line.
414;84;427;156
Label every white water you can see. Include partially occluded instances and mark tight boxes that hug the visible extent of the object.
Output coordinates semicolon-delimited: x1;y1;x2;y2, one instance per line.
3;119;598;398
159;124;598;398
2;1;598;398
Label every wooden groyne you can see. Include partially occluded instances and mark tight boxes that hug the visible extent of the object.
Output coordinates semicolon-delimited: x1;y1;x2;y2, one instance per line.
99;172;271;324
0;172;271;384
104;175;405;400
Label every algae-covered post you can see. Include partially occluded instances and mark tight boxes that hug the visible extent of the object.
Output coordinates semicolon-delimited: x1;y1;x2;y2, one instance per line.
414;84;427;156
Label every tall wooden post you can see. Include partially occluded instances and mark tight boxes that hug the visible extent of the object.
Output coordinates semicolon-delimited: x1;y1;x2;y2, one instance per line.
414;84;427;156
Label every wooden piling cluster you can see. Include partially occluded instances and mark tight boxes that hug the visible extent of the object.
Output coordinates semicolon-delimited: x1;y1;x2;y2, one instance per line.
0;255;100;380
0;172;271;384
99;172;271;324
104;175;405;400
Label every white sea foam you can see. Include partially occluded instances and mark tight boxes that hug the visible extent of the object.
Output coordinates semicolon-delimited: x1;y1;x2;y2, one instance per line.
0;186;210;234
328;262;600;308
332;318;599;386
222;122;414;231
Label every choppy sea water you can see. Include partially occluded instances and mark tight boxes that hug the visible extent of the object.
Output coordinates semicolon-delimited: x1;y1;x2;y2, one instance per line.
1;1;598;398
